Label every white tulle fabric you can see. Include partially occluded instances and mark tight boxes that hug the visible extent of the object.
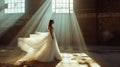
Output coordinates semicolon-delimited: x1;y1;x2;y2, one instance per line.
15;32;61;64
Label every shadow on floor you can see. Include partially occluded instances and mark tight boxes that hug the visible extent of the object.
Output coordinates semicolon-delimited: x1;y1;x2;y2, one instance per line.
0;60;60;67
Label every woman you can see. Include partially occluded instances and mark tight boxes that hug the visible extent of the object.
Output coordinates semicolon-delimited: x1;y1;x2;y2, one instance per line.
48;20;54;39
15;19;61;65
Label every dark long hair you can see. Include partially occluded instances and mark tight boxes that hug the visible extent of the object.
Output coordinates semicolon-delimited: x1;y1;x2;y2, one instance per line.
48;20;54;26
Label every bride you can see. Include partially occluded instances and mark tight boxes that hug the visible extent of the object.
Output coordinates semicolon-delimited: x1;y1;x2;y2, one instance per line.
15;20;62;65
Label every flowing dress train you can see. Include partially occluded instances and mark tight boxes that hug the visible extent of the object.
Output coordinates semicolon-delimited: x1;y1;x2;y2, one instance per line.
15;32;61;65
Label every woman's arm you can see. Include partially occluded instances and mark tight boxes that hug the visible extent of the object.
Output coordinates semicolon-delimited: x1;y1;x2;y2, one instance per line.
48;26;54;39
50;29;54;39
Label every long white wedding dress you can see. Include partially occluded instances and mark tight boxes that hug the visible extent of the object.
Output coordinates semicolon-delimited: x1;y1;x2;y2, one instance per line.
15;32;61;65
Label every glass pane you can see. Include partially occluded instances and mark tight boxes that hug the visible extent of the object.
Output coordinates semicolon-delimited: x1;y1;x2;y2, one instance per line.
70;0;73;3
4;0;25;13
62;4;69;8
5;0;25;3
21;8;25;12
56;9;69;13
8;4;14;8
70;4;73;7
17;3;24;8
22;3;25;7
56;4;65;8
5;0;9;3
52;0;73;13
62;0;69;4
56;4;69;9
11;0;15;3
21;0;25;2
17;0;25;2
13;9;17;13
9;9;13;13
55;0;62;4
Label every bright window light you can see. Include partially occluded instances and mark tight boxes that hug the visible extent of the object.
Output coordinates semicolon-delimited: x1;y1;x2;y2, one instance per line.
4;0;25;13
52;0;73;13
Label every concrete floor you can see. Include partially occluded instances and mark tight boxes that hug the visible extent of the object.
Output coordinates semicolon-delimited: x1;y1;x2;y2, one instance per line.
0;46;120;67
87;46;120;67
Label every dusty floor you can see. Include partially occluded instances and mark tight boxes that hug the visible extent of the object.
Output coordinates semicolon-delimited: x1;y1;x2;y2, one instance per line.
0;46;120;67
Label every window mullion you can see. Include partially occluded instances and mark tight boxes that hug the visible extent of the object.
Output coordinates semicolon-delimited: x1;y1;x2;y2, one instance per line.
52;0;73;13
4;0;25;13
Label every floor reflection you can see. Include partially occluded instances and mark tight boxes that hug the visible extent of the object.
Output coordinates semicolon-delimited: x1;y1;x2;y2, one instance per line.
0;48;101;67
56;53;101;67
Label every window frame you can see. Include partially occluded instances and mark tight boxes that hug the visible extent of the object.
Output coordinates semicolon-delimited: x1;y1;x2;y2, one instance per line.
52;0;73;13
4;0;25;13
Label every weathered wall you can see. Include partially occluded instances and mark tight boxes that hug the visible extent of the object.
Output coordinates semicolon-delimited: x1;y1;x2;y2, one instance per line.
98;0;120;45
74;0;97;45
0;0;46;46
74;0;120;45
